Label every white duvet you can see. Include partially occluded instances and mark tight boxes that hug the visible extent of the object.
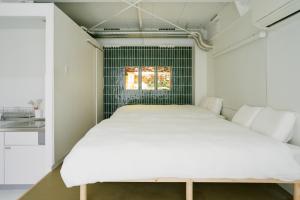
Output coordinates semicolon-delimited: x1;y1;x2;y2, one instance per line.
61;105;300;187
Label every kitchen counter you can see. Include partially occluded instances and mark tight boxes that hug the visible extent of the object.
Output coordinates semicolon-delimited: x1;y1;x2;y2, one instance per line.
0;119;45;132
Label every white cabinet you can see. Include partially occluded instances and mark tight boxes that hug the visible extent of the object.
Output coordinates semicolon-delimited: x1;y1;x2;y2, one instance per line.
4;146;46;184
0;133;4;184
0;131;46;185
5;132;39;146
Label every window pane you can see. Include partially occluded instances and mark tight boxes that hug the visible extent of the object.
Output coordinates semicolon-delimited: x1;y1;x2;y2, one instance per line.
157;66;171;90
142;66;155;90
125;66;139;90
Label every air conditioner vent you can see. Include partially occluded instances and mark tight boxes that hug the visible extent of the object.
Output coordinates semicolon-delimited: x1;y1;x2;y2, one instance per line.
210;14;219;23
104;28;121;31
158;28;176;31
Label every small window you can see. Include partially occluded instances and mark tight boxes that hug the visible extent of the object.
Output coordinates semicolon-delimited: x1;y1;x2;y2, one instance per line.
157;66;171;90
125;66;172;90
142;66;155;90
125;67;139;90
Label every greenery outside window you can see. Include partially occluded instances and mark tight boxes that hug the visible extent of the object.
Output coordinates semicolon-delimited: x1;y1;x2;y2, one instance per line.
142;66;155;90
125;66;139;90
157;66;171;90
125;66;171;90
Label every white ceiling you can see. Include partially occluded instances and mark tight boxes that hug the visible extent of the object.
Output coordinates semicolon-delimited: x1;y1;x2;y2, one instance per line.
56;1;229;31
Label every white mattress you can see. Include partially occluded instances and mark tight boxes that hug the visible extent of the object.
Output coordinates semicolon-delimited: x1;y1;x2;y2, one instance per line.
287;144;300;164
61;105;300;187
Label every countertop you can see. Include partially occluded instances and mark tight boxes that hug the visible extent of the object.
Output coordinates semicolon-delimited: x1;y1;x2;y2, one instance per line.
0;119;45;132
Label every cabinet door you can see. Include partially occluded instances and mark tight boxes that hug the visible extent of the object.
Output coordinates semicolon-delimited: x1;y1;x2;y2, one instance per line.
0;133;4;184
5;132;39;146
5;146;46;184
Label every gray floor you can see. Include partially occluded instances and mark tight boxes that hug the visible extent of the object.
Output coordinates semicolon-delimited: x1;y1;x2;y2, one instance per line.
0;189;27;200
20;166;293;200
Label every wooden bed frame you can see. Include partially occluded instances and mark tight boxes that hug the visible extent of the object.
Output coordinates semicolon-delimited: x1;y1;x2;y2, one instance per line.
80;178;300;200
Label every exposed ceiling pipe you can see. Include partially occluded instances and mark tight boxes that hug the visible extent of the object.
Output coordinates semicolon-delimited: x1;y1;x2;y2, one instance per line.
90;31;212;51
83;0;213;50
191;32;213;50
119;0;213;51
90;32;212;51
92;31;191;37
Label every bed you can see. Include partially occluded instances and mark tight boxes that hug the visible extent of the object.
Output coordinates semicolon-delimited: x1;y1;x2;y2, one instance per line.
60;105;300;200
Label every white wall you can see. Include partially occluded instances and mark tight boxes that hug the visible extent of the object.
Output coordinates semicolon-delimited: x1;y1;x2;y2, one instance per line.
214;37;267;118
206;53;215;96
53;6;101;164
267;14;300;145
266;13;300;194
208;6;267;119
208;2;300;140
194;46;208;106
208;3;300;194
96;49;104;123
0;19;45;108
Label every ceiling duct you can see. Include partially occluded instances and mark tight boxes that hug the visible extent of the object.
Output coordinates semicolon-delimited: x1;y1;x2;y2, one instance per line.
210;14;219;23
89;30;212;51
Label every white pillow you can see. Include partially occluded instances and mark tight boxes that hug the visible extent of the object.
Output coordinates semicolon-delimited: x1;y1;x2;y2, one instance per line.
200;97;223;114
232;105;263;127
251;107;296;142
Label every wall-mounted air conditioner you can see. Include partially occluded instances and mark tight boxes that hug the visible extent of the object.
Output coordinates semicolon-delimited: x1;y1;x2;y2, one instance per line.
252;0;300;29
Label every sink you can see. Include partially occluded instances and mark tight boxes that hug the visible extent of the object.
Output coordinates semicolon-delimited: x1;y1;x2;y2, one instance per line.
0;119;45;129
4;121;44;128
33;118;45;122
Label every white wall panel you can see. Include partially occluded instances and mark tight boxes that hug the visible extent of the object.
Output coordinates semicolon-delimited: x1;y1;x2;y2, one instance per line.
206;53;215;97
267;14;300;145
194;45;208;105
96;49;104;123
0;26;45;107
214;39;267;118
54;6;101;164
209;6;267;119
207;1;300;193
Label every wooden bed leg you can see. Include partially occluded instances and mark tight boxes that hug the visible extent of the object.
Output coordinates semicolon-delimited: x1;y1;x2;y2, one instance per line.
294;183;300;200
80;185;87;200
186;181;193;200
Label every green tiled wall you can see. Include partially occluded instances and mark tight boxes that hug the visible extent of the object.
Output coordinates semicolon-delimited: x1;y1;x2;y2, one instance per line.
104;46;192;118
